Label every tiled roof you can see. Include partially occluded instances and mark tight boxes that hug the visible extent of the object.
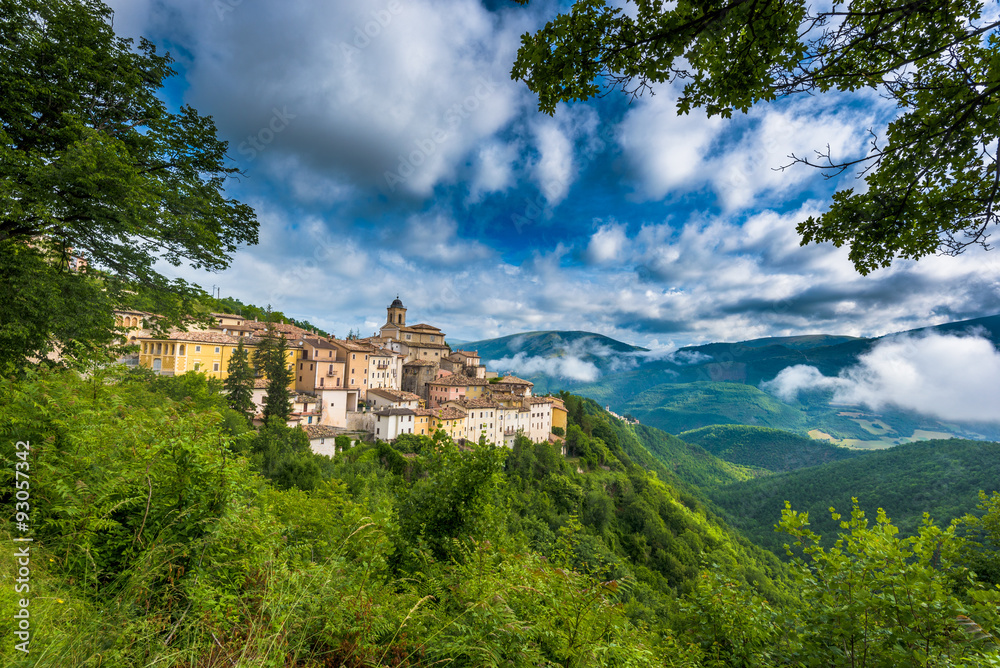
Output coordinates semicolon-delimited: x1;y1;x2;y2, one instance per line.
408;323;443;331
497;375;534;386
304;337;338;350
405;341;450;349
292;395;318;404
486;391;521;402
404;359;436;367
253;378;269;389
414;408;435;417
368;388;420;402
330;338;378;352
433;407;467;420
454;350;479;357
375;408;417;417
145;330;262;346
428;375;491;387
447;397;499;409
527;396;553;405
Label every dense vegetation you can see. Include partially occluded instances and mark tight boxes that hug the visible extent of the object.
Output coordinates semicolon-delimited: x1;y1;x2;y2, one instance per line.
680;424;863;472
709;438;1000;557
2;370;999;667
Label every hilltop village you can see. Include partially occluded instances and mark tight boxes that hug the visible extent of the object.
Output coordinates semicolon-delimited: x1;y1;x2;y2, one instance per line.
125;298;567;455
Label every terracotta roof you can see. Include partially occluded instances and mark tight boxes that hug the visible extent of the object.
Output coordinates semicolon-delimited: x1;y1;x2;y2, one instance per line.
497;375;534;386
304;337;338;350
408;323;442;331
527;396;553;405
454;350;479;357
245;321;309;336
145;330;262;346
330;338;378;352
302;425;340;439
404;359;436;367
414;408;435;417
428;375;491;387
368;388;420;402
448;397;500;410
253;378;269;389
433;407;467;420
486;391;521;402
404;341;450;349
292;395;318;404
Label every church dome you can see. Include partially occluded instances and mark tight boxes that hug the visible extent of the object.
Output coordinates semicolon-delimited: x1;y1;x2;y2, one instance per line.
389;297;405;309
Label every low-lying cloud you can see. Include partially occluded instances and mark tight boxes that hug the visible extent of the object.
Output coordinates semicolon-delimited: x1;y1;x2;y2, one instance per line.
762;332;1000;423
488;351;601;382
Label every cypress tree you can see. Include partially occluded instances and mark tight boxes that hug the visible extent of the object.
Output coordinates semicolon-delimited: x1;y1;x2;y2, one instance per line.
253;322;293;426
224;339;255;422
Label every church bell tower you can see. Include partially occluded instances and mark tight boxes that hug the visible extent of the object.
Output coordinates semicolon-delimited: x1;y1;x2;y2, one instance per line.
387;296;407;326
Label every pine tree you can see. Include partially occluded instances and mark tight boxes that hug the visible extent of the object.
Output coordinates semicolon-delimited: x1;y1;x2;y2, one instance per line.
253;320;293;426
224;339;255;422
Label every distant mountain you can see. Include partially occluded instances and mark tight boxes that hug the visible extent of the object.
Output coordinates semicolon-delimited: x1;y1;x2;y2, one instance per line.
461;330;648;392
461;314;1000;443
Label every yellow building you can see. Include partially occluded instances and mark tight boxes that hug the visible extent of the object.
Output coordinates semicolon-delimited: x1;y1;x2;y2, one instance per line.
414;408;434;436
430;406;467;441
550;396;568;434
137;330;296;389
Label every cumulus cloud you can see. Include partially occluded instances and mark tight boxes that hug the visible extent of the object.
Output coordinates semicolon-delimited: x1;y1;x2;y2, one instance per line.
585;221;628;265
762;333;1000;423
108;0;535;198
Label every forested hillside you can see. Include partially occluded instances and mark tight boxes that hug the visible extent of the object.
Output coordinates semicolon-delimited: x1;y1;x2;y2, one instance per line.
680;424;863;472
2;371;1000;666
708;439;1000;557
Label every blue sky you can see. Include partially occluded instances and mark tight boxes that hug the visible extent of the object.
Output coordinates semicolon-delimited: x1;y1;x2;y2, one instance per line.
106;0;1000;350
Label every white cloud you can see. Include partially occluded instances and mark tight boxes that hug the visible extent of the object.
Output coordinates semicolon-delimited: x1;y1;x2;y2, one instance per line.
762;333;1000;423
585;221;628;265
618;92;723;200
489;351;601;382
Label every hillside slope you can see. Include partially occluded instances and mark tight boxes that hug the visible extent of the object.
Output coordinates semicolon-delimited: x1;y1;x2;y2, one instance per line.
679;424;864;472
707;438;1000;556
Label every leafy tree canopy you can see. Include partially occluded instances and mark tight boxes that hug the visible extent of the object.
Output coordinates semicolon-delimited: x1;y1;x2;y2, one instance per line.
0;0;257;368
512;0;1000;273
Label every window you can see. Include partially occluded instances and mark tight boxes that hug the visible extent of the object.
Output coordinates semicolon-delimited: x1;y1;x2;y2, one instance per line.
299;363;303;370
213;362;220;371
299;376;303;382
405;334;411;340
430;335;435;341
352;354;356;360
195;345;202;352
179;345;185;355
215;346;221;353
194;362;201;371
